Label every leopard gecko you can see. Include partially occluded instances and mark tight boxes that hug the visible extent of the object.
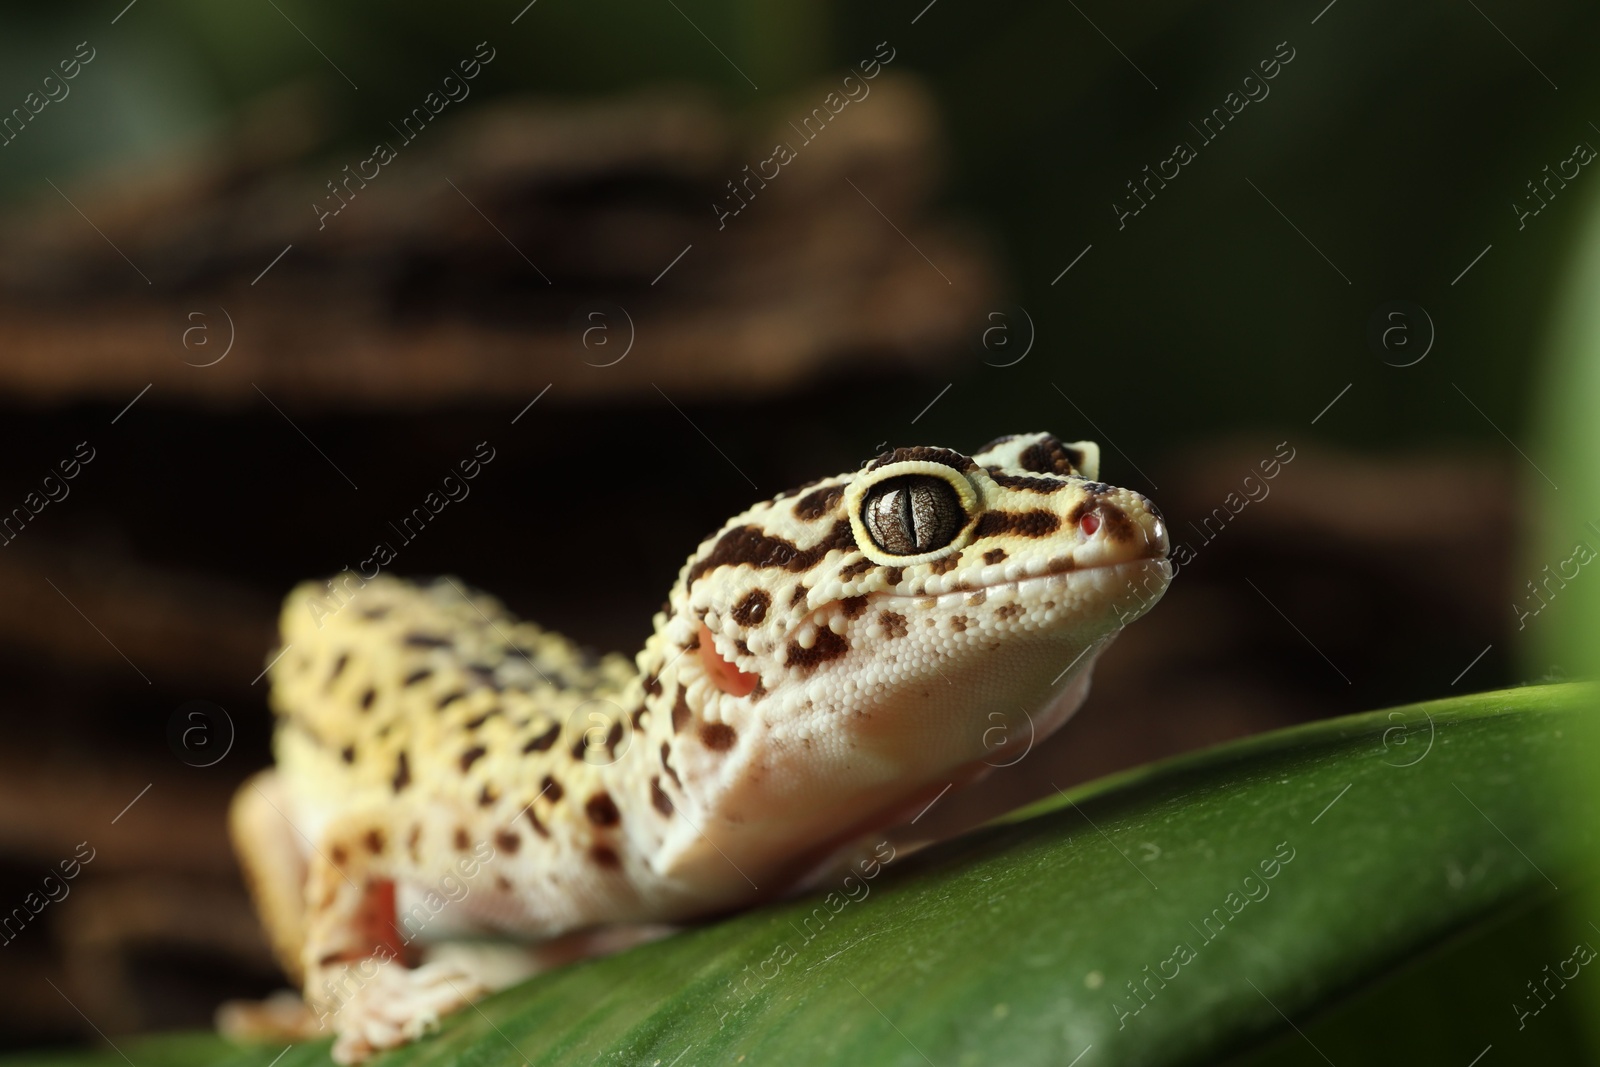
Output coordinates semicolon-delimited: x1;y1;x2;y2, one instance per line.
228;431;1171;1062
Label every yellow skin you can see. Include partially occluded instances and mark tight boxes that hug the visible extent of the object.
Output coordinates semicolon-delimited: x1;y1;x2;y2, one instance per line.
229;432;1170;1062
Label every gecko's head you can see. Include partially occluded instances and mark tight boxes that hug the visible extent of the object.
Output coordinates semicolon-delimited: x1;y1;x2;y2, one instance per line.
653;433;1170;874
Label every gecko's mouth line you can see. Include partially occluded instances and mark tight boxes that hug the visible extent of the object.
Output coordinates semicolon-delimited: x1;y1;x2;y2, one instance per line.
785;557;1171;643
874;555;1171;607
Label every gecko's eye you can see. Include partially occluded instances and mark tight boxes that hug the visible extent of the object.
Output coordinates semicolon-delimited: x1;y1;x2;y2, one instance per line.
860;475;965;555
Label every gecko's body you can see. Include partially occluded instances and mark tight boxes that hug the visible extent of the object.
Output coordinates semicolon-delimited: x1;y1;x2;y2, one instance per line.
230;433;1170;1062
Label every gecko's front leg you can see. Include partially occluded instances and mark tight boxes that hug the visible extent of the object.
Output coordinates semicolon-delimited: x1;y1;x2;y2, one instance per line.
301;812;491;1064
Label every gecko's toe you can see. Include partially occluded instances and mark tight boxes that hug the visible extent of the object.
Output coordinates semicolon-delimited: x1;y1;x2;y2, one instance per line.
327;959;489;1065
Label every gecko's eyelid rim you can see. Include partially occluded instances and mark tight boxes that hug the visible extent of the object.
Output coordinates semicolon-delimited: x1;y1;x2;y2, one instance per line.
844;460;979;566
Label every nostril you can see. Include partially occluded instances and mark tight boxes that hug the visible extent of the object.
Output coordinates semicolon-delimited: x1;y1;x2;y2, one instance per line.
1079;512;1101;537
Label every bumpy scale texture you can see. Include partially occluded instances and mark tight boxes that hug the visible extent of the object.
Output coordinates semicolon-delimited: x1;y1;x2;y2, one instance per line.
229;432;1172;1062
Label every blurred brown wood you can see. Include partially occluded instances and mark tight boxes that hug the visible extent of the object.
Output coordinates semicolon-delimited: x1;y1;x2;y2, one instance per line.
0;542;275;688
0;758;237;877
59;876;275;1033
0;76;996;410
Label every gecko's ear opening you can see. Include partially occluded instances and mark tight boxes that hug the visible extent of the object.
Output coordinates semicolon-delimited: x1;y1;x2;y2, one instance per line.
698;623;758;697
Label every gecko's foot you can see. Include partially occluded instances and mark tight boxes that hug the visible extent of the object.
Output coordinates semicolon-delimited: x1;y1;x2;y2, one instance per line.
326;959;489;1065
216;989;323;1043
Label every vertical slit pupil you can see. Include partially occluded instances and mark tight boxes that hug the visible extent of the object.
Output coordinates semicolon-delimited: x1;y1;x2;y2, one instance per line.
861;474;964;555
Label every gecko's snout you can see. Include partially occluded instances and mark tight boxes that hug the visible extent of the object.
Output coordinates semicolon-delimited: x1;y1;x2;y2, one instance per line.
1075;487;1169;567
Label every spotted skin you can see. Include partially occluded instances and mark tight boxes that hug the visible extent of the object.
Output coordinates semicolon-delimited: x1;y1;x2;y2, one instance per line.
229;432;1170;1062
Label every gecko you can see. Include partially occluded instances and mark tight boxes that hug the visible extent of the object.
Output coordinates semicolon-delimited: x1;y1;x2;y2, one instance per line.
228;432;1171;1063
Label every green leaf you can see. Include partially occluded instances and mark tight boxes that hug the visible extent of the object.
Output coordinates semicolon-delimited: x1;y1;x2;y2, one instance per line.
15;684;1596;1067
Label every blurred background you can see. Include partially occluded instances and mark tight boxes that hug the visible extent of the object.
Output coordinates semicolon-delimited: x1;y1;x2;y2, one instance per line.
2;0;1598;1058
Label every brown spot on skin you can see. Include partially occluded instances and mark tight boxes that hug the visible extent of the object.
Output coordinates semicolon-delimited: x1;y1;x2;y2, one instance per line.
406;825;421;862
1045;556;1076;575
495;875;512;892
884;567;905;585
405;633;452;649
524;722;560;753
591;844;622;870
988;470;1073;493
731;589;771;625
672;689;691;733
997;604;1023;621
983;548;1008;565
840;595;870;619
454;828;470;851
393;752;411;793
465;709;502;730
526;808;549;837
786;628;848;669
651;776;674;815
585;792;621;827
951;616;969;632
1099;502;1140;543
750;681;767;699
660;742;682;788
735;639;750;655
686;520;855;590
403;668;432;687
360;688;376;711
631;706;646;730
967;590;988;606
438;690;467;710
340;745;355;764
973;510;1062;539
1018;438;1083;476
699;722;737;751
466;664;502;691
790;584;809;607
363;829;385;855
605;719;624;756
329;653;348;684
541;775;563;803
793;483;845;520
459;745;487;772
838;557;874;580
331;846;348;867
866;446;975;472
362;606;391;620
570;734;589;760
879;611;908;638
929;555;959;575
644;674;662;696
478;784;499;807
495;829;521;855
